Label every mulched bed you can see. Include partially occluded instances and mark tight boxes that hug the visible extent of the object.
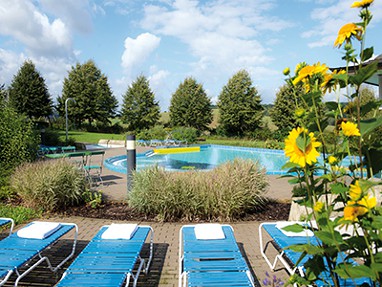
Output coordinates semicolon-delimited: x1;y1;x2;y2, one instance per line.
61;200;291;222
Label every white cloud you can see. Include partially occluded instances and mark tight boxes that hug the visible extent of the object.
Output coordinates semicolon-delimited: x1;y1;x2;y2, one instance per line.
302;0;382;48
39;0;93;34
0;0;73;58
148;66;171;109
0;49;26;85
140;0;291;105
121;33;161;74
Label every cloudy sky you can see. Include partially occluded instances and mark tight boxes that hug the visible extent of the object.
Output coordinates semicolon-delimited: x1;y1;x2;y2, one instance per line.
0;0;381;111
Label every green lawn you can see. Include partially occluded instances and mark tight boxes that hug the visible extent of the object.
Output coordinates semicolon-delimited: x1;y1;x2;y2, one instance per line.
59;130;126;144
59;130;284;150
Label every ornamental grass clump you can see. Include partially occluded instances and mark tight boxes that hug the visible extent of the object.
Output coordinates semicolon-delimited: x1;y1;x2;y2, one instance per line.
128;159;268;221
282;1;382;286
11;159;85;212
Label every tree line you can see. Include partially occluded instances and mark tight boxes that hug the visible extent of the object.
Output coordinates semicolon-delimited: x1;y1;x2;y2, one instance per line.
2;59;267;137
2;59;377;138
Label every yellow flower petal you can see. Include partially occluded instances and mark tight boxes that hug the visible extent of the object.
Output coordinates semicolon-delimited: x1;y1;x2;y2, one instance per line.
284;127;321;168
341;121;361;137
334;23;363;48
349;180;362;201
351;0;374;8
328;156;338;165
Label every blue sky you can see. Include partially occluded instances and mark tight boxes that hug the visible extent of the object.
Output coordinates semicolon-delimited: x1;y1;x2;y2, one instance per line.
0;0;381;111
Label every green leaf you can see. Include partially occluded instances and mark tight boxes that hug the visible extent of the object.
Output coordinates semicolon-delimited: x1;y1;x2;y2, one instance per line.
282;223;305;233
282;161;300;170
360;117;382;136
325;101;340;111
334;264;376;280
349;62;378;87
315;230;343;245
288;244;323;255
361;47;374;62
330;182;349;195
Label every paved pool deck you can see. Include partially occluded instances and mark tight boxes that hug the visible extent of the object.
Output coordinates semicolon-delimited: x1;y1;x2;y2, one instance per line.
3;146;294;287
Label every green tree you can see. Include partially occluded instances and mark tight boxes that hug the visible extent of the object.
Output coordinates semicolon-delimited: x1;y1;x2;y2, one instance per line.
8;60;52;120
0;103;39;186
218;70;263;136
59;60;118;127
121;75;160;131
0;84;6;103
169;77;212;131
270;84;299;136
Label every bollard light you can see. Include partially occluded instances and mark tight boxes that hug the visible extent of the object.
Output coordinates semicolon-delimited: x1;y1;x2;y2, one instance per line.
126;135;136;192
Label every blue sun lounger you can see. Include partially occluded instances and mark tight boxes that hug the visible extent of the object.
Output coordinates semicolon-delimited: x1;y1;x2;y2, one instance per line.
56;224;154;287
179;224;255;287
0;221;78;286
259;222;371;287
0;217;14;236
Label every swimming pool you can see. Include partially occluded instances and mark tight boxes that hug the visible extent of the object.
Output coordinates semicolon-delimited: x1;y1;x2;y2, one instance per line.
104;145;289;175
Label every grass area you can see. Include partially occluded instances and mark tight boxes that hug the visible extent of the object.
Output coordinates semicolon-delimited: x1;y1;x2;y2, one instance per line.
204;138;284;150
58;130;126;144
57;130;284;150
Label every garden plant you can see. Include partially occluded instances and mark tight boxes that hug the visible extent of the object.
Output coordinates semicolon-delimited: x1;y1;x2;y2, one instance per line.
282;1;382;286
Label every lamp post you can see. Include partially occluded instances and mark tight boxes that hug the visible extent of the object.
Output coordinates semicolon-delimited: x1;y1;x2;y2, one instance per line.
65;98;75;145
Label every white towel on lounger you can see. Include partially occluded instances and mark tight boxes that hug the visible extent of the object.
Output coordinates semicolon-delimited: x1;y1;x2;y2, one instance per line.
276;222;314;237
17;222;61;239
194;224;225;240
101;224;138;240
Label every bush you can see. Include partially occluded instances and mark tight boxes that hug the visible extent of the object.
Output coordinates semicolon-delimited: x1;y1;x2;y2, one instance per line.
0;105;39;186
0;204;42;225
171;126;198;143
129;159;269;221
10;159;86;212
136;125;168;140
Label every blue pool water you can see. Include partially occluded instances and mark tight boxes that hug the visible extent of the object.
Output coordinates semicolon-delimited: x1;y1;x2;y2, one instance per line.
104;145;289;175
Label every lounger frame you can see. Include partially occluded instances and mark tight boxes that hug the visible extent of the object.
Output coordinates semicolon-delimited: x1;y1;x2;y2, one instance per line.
0;222;78;287
259;222;307;276
57;225;154;287
0;217;15;237
179;224;255;287
259;222;371;287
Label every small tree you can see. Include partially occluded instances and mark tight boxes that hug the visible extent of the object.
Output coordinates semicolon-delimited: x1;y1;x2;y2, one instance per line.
0;84;7;103
121;75;160;131
59;60;118;127
8;60;52;120
0;103;39;186
270;84;299;136
218;70;263;136
169;77;212;131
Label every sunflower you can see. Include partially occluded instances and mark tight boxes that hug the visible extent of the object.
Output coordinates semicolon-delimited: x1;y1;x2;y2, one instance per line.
284;127;321;167
314;201;325;213
351;0;374;8
343;195;377;222
334;23;362;48
328;155;338;165
349;180;362;201
341;121;361;137
292;62;329;88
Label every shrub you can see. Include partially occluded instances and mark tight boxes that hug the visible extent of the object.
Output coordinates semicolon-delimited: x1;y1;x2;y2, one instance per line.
171;126;198;143
0;204;42;225
129;159;269;221
10;159;86;212
136;125;168;140
0;104;39;186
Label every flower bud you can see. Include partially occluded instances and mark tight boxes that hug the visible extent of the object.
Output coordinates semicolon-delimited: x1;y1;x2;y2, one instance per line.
283;67;290;76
